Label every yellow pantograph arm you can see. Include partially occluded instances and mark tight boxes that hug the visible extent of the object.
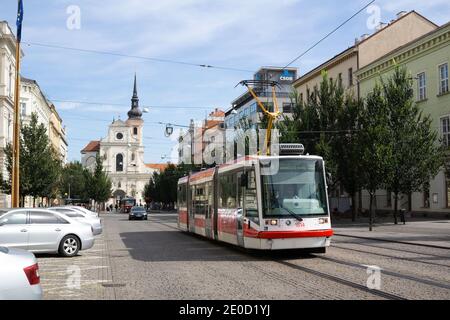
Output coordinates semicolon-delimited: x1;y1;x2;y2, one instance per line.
245;85;281;155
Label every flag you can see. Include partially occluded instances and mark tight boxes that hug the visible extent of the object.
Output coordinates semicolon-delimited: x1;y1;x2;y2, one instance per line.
16;0;24;43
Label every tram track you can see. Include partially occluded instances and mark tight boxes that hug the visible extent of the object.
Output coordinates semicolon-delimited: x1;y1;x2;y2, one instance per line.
331;243;450;269
148;214;449;299
334;233;450;250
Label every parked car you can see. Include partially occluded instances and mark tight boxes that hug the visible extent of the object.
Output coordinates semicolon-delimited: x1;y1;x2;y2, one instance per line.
0;209;95;257
68;206;99;218
49;207;102;235
0;246;42;300
129;206;148;221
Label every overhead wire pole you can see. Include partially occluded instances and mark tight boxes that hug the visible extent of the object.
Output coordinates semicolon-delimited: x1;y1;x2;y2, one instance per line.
12;0;24;208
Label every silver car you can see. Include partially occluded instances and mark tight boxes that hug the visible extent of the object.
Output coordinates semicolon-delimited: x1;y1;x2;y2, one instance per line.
0;246;43;300
68;206;99;218
49;207;102;235
0;209;95;257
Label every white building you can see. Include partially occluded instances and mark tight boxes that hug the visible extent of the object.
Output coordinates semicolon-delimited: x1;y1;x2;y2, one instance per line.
0;21;22;207
81;75;157;206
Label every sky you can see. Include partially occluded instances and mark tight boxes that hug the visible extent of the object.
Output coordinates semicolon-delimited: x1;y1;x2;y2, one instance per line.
1;0;449;163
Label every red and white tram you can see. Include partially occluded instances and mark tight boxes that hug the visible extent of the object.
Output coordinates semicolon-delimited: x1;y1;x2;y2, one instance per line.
177;147;333;252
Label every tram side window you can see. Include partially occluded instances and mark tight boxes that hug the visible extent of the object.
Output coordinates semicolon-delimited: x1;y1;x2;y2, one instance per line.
206;182;213;218
219;173;237;210
178;184;187;208
244;170;259;223
194;184;207;215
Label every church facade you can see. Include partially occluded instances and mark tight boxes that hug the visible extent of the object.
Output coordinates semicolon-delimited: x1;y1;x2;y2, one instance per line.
81;75;157;206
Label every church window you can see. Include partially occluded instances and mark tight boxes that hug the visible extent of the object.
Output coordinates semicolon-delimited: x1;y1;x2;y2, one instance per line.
132;153;135;161
133;127;138;135
116;132;124;140
116;154;124;172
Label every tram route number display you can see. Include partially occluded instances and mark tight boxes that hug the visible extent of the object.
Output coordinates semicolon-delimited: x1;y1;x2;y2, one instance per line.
179;304;271;318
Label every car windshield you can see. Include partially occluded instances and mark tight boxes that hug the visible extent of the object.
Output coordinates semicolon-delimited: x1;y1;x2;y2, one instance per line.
261;158;328;218
132;207;146;212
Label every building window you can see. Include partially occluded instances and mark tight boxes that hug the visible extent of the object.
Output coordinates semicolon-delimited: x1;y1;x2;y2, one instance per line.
8;65;13;97
386;191;392;208
348;68;353;87
133;127;138;135
338;73;343;87
306;88;310;101
439;63;449;95
20;103;26;117
417;72;427;101
131;153;135;161
441;116;450;147
116;132;123;140
300;93;304;103
283;103;293;113
423;182;430;208
116;154;124;172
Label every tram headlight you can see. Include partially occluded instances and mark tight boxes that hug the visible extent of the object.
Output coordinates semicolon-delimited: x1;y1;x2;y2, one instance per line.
318;218;329;224
270;219;278;226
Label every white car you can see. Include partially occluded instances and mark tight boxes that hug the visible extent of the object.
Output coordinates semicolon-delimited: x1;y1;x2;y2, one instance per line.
49;207;102;235
0;209;95;257
69;206;99;218
0;246;43;300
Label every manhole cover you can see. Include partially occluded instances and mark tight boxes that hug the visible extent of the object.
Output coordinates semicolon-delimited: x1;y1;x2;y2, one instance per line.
102;283;126;288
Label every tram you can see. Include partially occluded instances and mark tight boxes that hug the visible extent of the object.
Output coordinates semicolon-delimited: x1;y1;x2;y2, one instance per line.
177;145;333;252
120;197;136;213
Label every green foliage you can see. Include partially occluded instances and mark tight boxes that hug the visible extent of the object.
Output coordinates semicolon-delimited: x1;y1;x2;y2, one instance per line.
1;113;63;202
87;155;112;203
60;161;90;201
381;66;446;214
143;163;194;207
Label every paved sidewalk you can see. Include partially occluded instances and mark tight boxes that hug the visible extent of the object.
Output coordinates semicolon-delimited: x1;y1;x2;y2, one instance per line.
332;218;450;249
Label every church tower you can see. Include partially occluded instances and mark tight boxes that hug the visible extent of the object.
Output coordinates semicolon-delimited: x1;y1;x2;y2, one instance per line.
126;73;144;145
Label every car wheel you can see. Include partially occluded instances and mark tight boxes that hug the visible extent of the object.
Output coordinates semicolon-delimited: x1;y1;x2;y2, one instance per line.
59;235;80;257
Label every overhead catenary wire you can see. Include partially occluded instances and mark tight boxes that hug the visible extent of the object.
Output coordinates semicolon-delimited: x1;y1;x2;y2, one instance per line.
283;0;376;69
23;41;254;73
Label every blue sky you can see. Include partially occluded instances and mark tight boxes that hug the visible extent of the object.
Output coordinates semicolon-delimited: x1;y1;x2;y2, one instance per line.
1;0;449;163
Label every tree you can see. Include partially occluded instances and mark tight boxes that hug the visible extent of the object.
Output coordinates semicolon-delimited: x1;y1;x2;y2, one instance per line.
60;161;90;201
1;113;63;206
382;66;446;223
144;163;194;209
86;155;112;209
333;95;364;221
358;85;393;231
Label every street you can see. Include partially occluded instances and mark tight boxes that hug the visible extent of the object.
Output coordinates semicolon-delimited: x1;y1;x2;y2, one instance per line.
37;213;450;300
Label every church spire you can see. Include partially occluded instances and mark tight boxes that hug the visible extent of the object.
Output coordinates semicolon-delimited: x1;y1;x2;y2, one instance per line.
128;73;143;119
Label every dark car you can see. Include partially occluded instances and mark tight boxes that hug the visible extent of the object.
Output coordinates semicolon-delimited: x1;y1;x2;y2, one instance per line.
129;207;148;221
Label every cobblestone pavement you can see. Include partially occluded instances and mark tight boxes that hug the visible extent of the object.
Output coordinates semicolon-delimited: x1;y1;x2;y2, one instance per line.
37;213;450;300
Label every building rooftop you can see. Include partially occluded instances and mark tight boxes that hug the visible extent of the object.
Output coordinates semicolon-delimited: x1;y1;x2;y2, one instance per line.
81;140;100;153
145;163;171;172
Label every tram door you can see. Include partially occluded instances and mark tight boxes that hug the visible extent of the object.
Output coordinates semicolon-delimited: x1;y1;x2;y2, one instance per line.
189;185;195;233
236;172;245;247
204;181;213;239
213;167;219;241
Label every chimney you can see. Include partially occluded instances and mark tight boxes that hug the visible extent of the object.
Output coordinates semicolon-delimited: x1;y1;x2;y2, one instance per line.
397;11;407;19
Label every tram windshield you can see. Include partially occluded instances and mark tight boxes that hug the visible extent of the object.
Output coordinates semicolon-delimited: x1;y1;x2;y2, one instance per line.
261;159;328;218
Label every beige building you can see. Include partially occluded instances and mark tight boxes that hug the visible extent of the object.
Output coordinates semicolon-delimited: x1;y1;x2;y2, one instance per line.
293;11;438;101
49;103;68;163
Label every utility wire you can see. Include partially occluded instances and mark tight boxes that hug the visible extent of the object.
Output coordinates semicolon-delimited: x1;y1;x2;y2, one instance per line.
52;99;213;110
23;41;254;73
283;0;375;69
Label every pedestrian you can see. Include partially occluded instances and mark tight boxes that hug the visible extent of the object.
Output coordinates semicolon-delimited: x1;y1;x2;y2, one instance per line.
115;204;118;213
